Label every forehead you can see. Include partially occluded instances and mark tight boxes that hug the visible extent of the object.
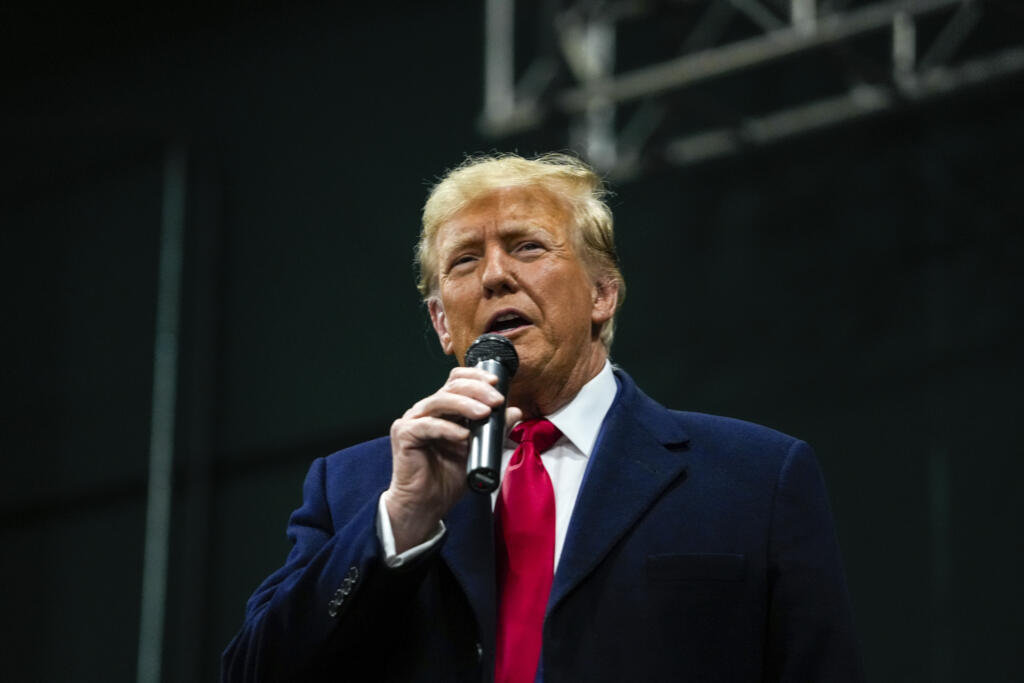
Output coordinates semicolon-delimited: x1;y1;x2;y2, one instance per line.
435;186;574;248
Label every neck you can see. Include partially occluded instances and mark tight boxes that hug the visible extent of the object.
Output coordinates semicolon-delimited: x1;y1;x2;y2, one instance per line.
509;343;607;419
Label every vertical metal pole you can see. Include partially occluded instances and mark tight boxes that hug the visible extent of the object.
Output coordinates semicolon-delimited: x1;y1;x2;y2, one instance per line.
484;0;516;124
791;0;817;35
569;18;617;172
892;11;917;80
137;143;186;683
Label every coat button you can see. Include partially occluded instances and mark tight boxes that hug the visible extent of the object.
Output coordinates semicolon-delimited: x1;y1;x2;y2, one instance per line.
328;566;360;618
475;642;483;662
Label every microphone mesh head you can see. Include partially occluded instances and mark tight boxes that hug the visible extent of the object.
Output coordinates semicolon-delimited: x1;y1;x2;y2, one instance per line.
465;334;519;377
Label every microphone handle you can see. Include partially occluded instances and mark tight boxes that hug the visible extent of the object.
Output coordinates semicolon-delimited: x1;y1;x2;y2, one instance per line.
466;358;509;494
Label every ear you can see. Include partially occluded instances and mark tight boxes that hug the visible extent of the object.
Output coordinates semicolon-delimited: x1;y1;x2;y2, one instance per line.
590;276;619;326
428;298;455;355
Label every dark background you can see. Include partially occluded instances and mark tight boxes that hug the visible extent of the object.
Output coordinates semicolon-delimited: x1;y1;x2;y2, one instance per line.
2;1;1022;681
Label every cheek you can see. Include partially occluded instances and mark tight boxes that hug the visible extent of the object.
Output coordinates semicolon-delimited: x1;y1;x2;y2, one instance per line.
441;281;473;313
441;291;478;336
547;268;596;308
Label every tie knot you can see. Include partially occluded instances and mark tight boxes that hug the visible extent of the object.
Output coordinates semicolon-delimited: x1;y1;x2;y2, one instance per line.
510;418;562;453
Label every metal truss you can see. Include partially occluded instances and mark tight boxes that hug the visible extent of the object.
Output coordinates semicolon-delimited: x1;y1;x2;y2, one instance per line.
481;0;1024;178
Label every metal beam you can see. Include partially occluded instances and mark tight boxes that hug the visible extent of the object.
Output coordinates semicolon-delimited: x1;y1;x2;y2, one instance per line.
480;0;1021;174
658;45;1024;170
558;0;963;113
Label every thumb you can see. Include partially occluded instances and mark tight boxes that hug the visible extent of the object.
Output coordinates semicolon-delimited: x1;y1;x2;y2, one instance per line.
504;406;523;435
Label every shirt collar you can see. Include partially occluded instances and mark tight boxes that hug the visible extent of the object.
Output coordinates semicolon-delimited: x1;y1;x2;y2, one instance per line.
544;360;617;457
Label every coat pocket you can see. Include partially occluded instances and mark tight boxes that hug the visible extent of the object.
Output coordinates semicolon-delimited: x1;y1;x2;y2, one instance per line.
645;553;746;582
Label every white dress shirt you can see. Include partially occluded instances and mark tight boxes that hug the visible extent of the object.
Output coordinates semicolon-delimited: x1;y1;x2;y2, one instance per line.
377;361;618;571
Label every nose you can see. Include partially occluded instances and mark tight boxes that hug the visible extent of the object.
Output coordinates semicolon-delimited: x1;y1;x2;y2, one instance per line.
480;246;517;296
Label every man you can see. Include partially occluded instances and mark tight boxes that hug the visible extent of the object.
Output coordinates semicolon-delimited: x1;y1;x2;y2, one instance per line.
222;153;862;682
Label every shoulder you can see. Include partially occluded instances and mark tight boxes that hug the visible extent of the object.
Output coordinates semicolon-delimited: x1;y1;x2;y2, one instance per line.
650;405;824;507
320;435;393;485
298;436;393;524
613;367;807;469
671;410;802;454
667;411;812;491
322;435;392;466
614;366;802;447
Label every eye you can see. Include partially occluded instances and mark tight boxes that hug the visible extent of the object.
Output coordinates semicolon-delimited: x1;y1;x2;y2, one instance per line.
517;241;543;253
449;254;477;270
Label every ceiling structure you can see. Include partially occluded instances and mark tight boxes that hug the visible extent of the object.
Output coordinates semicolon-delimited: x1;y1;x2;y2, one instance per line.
480;0;1024;178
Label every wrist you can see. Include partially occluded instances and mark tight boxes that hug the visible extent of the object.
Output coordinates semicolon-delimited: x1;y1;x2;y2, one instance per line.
383;489;443;553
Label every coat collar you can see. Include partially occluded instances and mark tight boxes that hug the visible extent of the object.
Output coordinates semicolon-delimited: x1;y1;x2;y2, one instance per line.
548;367;690;611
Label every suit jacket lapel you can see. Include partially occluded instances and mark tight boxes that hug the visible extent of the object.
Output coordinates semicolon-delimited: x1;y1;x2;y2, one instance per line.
548;369;691;612
441;490;496;652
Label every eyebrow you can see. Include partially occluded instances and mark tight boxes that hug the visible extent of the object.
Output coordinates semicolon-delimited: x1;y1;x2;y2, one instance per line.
440;223;550;260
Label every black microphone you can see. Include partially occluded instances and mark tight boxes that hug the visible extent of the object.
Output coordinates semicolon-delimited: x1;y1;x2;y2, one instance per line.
464;334;519;494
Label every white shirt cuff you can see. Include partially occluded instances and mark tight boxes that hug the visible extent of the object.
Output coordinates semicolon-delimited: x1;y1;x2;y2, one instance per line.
376;493;446;568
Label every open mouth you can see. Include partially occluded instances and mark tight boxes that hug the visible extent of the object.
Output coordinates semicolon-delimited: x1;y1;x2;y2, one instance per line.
487;311;532;335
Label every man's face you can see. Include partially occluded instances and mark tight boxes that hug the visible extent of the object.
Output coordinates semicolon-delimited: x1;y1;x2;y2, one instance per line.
428;186;616;397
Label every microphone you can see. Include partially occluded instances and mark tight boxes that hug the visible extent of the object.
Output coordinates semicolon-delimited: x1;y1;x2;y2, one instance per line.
464;334;519;494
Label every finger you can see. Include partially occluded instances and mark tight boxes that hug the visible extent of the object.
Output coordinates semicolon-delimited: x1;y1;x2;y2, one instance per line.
504;406;524;441
448;365;499;385
441;377;505;406
505;406;523;430
407;392;495;422
392;415;471;446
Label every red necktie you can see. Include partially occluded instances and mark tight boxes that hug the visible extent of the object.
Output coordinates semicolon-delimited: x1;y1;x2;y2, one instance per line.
494;418;562;683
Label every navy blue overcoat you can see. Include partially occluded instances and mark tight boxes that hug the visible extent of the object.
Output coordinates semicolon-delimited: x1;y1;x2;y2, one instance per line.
223;369;862;682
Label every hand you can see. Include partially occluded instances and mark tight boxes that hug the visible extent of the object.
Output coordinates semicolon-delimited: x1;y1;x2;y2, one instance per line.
385;366;523;553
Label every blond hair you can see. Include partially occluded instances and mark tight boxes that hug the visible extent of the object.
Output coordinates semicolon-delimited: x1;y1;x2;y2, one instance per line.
417;152;625;347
